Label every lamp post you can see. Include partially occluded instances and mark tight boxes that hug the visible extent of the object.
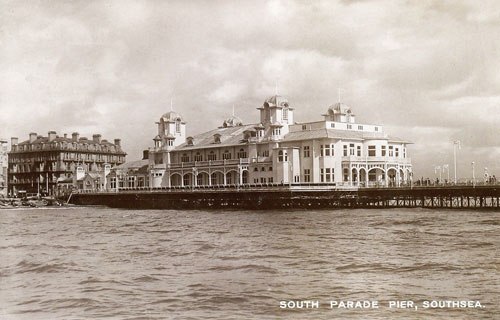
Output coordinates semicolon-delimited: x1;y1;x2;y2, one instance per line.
471;161;475;186
453;140;461;184
443;164;449;183
434;165;441;185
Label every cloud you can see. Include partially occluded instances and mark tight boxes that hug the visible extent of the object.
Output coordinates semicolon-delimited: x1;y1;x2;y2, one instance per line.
1;0;499;178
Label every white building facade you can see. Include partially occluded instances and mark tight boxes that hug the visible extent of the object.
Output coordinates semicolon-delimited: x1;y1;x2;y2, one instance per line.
147;95;412;188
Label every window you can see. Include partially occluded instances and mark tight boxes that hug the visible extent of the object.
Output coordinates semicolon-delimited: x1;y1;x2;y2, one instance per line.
183;174;190;186
257;129;264;137
368;145;376;157
237;148;247;158
194;152;202;161
110;177;116;189
261;167;265;171
325;168;331;182
181;153;189;162
226;174;232;184
350;144;355;156
272;128;281;136
403;148;407;158
222;150;231;160
260;177;266;183
304;146;310;157
389;146;394;157
330;123;335;128
138;177;144;187
284;151;288;161
176;119;181;133
395;147;399;157
283;108;288;120
278;150;283;162
262;150;269;157
294;175;300;183
375;127;379;132
128;176;135;188
269;167;273;171
347;124;352;130
254;167;258;172
343;145;348;156
320;145;324;157
197;174;203;186
304;169;311;182
326;144;332;156
268;177;273;183
208;151;216;161
381;145;386;157
357;145;361;157
211;173;217;185
302;124;307;131
320;168;324;182
358;125;363;130
343;168;349;181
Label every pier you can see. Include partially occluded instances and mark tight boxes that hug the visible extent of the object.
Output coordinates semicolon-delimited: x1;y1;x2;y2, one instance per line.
68;184;500;210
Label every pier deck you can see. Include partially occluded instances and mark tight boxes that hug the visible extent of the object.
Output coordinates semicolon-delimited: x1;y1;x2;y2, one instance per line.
69;184;500;210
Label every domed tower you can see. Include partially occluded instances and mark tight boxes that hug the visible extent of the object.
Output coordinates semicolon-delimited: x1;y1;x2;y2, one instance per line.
221;115;243;128
156;110;186;150
323;102;356;123
256;95;294;139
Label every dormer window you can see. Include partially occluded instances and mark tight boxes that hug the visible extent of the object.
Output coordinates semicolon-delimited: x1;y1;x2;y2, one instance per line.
187;137;194;146
214;134;221;144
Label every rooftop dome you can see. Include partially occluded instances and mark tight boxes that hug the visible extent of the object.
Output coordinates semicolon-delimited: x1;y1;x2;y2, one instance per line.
161;111;184;122
328;102;352;114
263;95;290;108
222;115;243;128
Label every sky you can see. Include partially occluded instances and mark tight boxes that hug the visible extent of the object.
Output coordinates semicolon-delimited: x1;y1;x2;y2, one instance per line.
1;0;500;180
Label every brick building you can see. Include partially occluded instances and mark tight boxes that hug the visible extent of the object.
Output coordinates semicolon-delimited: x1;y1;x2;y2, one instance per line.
8;131;126;196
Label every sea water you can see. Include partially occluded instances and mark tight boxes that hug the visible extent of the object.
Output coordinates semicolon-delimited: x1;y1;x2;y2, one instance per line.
0;207;498;319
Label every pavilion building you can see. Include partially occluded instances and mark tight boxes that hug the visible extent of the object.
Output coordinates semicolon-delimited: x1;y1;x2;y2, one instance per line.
141;94;412;189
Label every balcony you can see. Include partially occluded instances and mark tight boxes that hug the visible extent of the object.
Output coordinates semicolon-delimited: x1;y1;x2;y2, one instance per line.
168;158;251;169
342;156;412;164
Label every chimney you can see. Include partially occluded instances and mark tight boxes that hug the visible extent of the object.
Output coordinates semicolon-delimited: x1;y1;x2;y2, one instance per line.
72;132;79;141
114;139;121;147
64;133;67;139
11;137;18;145
142;150;149;160
48;131;57;142
93;134;102;143
29;132;37;143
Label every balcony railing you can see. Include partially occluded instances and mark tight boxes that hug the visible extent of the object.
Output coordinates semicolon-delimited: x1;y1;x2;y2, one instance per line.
341;156;412;164
168;158;254;169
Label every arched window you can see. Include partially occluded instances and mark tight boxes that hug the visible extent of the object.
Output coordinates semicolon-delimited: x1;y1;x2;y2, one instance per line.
283;108;288;120
181;153;189;162
208;151;216;161
223;150;231;160
194;152;202;161
183;174;190;186
237;148;247;159
278;150;283;162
